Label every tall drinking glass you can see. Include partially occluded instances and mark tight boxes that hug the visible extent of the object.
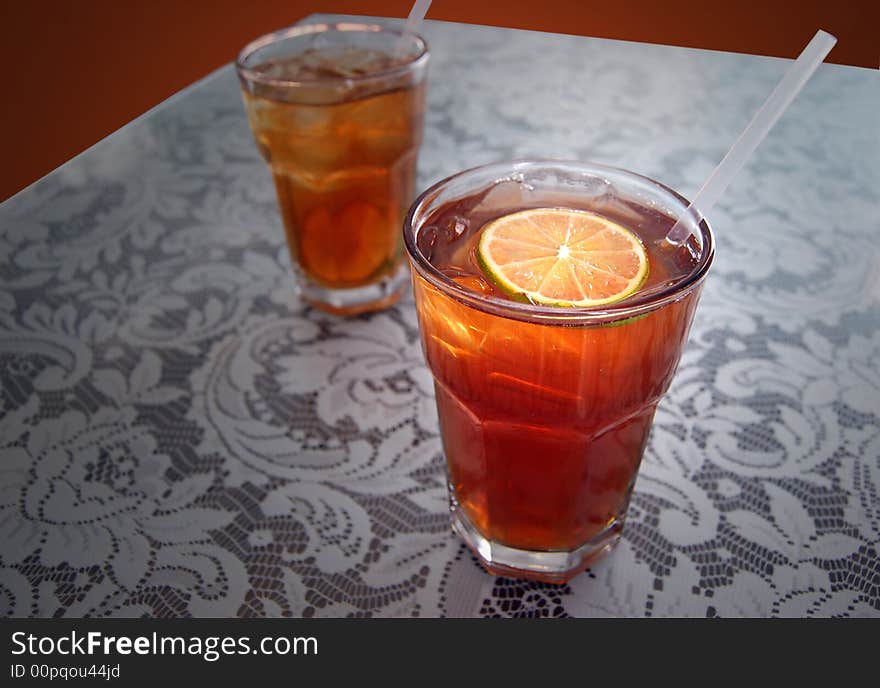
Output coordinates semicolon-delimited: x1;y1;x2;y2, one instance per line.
403;160;714;582
237;23;429;315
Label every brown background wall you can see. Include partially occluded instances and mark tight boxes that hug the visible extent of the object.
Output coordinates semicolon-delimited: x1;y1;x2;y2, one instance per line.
1;0;877;202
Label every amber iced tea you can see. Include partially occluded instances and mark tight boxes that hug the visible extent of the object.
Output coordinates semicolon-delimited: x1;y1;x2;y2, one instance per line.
238;24;429;314
242;79;425;288
404;161;714;582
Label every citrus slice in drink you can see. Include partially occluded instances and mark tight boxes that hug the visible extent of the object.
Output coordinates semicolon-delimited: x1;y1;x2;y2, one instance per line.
477;208;649;307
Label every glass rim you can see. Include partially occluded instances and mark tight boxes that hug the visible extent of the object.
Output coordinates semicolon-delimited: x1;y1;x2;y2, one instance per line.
403;159;716;325
235;22;430;89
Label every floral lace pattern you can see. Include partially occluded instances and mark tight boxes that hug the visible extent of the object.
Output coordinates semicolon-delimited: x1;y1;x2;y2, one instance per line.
1;16;878;617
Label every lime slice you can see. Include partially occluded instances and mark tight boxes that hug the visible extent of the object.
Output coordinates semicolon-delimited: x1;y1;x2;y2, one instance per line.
477;208;649;307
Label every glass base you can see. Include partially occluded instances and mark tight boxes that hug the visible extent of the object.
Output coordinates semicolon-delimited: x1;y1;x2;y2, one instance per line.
299;262;409;316
450;494;624;584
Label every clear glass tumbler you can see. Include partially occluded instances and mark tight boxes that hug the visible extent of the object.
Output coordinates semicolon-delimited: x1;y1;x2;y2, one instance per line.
237;22;429;315
403;160;714;582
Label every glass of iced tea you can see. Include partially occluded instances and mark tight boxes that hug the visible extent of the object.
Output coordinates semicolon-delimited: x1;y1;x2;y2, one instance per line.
404;160;714;583
237;23;429;315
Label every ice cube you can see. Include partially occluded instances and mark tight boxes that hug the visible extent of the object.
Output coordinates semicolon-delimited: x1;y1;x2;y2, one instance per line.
446;215;469;240
441;269;494;295
591;192;646;226
474;179;527;214
417;224;441;260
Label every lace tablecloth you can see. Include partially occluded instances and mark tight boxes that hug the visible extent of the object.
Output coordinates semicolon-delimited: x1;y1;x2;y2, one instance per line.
1;15;878;618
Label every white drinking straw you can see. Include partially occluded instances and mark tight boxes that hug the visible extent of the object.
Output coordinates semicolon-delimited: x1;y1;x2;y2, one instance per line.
666;30;837;244
396;0;432;54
